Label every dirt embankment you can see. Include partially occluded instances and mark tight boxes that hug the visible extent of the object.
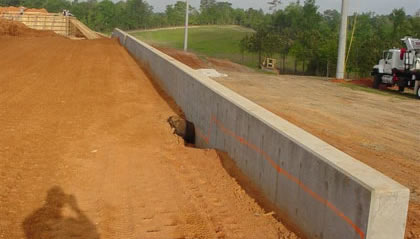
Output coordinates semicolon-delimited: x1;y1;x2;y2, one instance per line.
0;18;57;37
154;46;208;69
0;35;298;238
155;46;253;73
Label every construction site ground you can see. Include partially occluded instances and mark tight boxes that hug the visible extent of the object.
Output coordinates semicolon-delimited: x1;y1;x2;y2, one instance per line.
215;73;420;239
0;29;298;238
157;47;420;239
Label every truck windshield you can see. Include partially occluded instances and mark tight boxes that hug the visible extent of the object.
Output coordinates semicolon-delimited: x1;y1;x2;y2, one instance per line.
383;51;391;61
387;52;393;60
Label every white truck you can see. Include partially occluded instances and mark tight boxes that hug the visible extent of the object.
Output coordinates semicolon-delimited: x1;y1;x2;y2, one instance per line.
372;37;420;98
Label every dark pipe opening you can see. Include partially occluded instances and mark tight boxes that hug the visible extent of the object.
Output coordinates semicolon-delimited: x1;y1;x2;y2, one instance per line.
184;120;196;145
167;116;195;146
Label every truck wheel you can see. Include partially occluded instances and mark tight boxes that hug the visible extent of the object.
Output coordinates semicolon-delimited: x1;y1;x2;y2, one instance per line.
373;75;381;89
416;86;420;99
398;86;405;92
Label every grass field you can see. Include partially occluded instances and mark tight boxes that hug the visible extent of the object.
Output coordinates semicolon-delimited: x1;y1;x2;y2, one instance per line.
132;25;310;73
131;25;266;69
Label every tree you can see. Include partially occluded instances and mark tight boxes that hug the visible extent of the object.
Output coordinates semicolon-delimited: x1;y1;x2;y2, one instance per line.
268;0;281;11
0;0;23;7
166;1;186;26
390;8;408;40
409;12;420;38
94;0;116;31
22;0;44;8
239;35;249;63
200;0;215;10
323;9;340;29
214;2;234;24
125;0;153;29
243;27;272;67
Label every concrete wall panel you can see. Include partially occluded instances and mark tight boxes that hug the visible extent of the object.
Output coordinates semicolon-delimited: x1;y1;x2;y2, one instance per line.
112;29;409;239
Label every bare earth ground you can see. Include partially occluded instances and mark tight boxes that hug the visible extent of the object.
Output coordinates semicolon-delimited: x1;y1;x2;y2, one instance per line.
155;47;420;238
0;36;297;239
214;72;420;239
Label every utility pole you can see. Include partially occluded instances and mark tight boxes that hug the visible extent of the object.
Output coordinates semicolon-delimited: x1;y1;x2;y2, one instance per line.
184;0;189;52
336;0;349;79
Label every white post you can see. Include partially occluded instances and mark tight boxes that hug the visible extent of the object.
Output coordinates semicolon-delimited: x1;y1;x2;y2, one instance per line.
184;0;189;52
336;0;349;79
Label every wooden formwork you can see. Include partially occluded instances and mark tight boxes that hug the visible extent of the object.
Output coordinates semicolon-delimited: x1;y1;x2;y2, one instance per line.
0;12;99;39
0;12;69;36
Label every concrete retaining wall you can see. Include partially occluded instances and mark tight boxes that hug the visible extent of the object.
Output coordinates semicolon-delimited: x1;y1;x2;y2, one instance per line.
112;29;409;239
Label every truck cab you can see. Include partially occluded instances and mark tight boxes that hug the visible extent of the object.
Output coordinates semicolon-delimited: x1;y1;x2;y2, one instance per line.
372;49;404;88
375;49;404;75
372;37;420;98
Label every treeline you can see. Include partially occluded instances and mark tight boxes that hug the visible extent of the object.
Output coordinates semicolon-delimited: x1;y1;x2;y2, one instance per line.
242;0;420;76
164;0;268;28
1;0;156;30
1;0;419;77
0;0;269;31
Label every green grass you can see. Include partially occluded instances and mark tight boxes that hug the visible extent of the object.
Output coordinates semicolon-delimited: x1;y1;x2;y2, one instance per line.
133;25;251;55
131;25;312;72
131;26;263;69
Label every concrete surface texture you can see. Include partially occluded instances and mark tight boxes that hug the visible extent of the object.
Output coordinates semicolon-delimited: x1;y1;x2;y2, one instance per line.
212;72;420;238
148;47;420;238
113;29;410;239
0;33;297;238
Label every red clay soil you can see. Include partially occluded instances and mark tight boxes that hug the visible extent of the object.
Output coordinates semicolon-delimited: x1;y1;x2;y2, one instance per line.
207;57;253;73
154;46;208;69
0;6;48;14
331;78;393;90
0;36;298;238
154;46;253;73
330;78;373;87
0;18;57;37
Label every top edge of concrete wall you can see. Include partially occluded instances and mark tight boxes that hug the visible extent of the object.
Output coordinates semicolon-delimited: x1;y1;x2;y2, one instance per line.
113;28;407;194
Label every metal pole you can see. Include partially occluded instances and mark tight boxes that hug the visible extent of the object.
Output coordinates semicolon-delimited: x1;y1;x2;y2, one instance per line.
184;0;189;52
336;0;349;79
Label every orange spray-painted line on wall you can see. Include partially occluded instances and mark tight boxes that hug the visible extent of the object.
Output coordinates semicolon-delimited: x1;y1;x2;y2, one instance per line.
195;114;365;239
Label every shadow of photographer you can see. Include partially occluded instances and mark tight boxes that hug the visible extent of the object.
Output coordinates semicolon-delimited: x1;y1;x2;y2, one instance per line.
22;186;100;239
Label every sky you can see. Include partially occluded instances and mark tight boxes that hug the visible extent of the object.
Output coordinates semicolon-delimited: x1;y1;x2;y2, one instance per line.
146;0;420;15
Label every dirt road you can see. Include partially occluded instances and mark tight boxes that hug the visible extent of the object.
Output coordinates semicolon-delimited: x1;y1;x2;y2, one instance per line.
0;36;297;239
213;72;420;238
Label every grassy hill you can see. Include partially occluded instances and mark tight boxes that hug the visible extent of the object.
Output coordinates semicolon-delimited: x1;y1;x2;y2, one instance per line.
131;25;260;68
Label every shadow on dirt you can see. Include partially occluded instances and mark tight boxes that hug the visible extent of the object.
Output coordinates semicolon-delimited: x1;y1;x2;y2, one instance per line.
22;186;100;239
331;79;418;100
216;151;304;238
